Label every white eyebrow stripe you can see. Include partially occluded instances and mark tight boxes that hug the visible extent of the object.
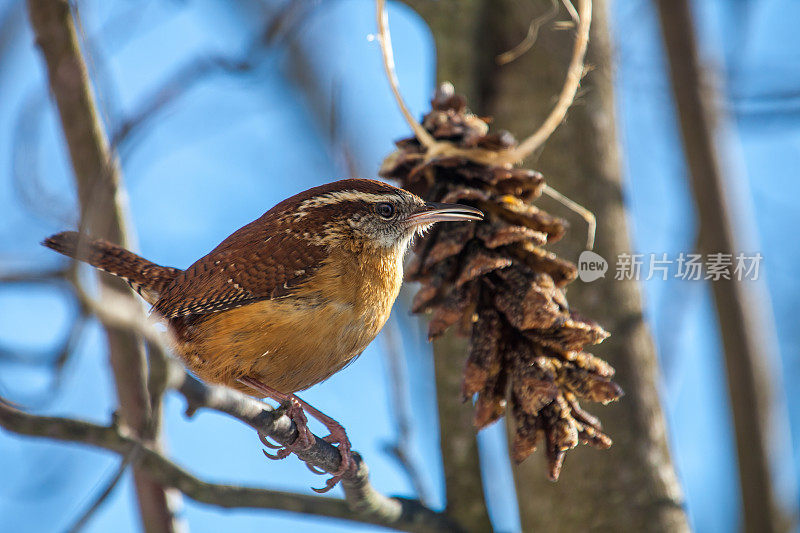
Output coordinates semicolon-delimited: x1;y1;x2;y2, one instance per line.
297;191;401;210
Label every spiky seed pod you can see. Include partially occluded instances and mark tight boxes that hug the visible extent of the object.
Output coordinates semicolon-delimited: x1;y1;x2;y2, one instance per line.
380;85;623;480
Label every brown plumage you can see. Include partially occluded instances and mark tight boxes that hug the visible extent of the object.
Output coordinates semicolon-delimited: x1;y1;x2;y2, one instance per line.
43;230;181;305
43;178;482;490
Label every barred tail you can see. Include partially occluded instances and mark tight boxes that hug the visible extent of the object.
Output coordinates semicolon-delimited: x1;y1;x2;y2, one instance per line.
42;231;182;305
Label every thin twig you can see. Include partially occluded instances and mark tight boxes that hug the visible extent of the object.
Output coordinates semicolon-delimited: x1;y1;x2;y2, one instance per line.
69;273;166;348
376;0;596;249
11;90;76;226
65;443;142;533
329;77;361;178
374;0;508;165
543;184;596;250
0;268;68;284
375;0;593;168
111;54;254;152
505;0;591;163
496;0;559;66
381;320;431;504
375;0;436;149
0;312;87;408
561;0;579;23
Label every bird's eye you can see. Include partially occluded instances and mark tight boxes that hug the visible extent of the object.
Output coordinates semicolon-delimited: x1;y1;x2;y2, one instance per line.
375;202;396;219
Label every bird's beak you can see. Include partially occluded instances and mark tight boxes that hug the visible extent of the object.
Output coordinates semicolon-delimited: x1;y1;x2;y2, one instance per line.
406;202;484;227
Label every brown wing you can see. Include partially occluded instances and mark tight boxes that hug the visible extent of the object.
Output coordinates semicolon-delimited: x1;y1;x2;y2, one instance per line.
152;214;327;320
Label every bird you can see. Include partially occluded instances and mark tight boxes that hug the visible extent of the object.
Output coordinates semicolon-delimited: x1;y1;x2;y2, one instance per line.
43;178;483;491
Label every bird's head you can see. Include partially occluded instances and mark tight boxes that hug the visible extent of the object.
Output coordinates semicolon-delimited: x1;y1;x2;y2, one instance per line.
283;179;483;254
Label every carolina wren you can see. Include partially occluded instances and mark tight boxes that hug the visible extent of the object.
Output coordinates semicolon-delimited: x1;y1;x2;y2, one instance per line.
43;178;482;490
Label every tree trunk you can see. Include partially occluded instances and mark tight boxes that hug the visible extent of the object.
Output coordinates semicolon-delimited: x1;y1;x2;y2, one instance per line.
431;332;492;532
409;1;689;530
656;2;792;531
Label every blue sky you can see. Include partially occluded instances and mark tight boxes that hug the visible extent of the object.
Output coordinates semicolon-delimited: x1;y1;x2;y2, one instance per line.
1;1;799;532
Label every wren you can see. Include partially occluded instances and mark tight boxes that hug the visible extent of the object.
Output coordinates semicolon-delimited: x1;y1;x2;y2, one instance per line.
43;178;482;490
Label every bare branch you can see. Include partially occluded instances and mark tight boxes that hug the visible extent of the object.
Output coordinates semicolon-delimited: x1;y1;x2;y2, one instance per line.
0;375;460;533
65;443;142;533
0;267;68;284
25;1;178;529
111;54;254;153
505;0;591;163
381;320;431;504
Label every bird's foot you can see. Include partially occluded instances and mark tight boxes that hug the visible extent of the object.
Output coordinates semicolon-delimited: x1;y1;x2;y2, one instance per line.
308;415;354;493
238;377;354;492
260;397;314;460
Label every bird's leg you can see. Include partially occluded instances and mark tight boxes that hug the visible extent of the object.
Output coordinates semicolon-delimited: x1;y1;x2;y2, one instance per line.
238;376;354;492
238;377;314;458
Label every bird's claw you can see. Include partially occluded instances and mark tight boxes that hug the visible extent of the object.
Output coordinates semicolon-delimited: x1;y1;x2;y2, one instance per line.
258;398;314;460
258;433;283;449
312;475;345;494
248;386;354;493
305;463;327;475
322;429;353;477
262;447;292;460
309;426;354;493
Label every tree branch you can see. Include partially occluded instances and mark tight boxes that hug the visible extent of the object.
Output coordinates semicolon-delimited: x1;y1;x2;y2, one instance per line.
65;443;142;533
0;370;461;533
25;1;178;530
0;268;68;284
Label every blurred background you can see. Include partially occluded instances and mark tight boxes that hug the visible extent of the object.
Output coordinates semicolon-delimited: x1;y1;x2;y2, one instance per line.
0;0;798;531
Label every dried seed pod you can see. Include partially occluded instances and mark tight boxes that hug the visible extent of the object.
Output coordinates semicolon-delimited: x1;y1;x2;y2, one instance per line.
462;309;504;398
526;315;610;352
554;360;624;404
456;249;512;287
477;220;548;248
381;84;621;480
511;403;543;463
474;370;509;429
492;268;564;330
427;284;475;340
423;223;476;268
